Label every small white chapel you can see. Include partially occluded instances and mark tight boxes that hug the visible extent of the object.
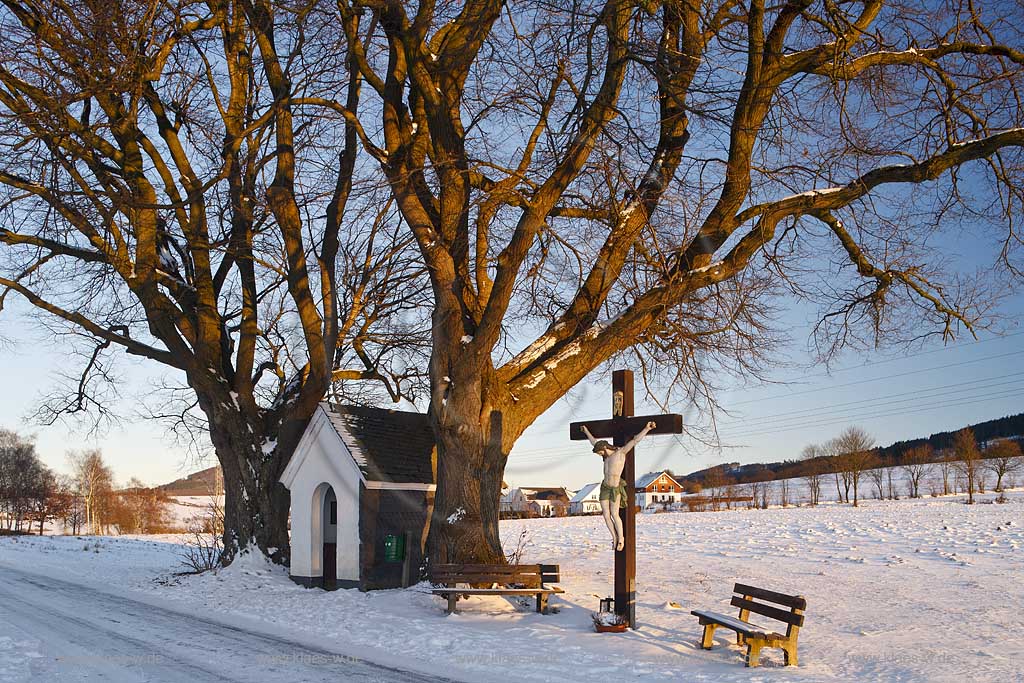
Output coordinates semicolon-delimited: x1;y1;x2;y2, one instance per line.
279;403;435;590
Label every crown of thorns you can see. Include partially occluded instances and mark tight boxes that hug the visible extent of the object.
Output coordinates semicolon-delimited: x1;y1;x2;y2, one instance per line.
592;440;613;454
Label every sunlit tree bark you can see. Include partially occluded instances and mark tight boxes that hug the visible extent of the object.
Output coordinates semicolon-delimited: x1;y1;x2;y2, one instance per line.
334;0;1024;562
0;1;428;562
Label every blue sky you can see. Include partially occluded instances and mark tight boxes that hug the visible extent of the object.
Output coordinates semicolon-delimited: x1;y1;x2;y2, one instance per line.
506;316;1024;489
2;286;1021;489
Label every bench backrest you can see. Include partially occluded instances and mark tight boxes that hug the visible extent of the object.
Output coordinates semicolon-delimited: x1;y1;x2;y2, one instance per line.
430;563;560;587
731;583;806;638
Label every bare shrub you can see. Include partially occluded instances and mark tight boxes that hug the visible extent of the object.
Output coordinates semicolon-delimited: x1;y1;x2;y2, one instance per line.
505;527;532;565
178;495;223;574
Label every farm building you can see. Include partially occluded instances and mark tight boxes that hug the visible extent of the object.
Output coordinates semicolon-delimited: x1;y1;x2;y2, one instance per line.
636;470;684;510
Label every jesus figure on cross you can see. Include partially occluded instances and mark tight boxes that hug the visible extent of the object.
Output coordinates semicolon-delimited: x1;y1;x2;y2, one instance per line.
582;421;657;551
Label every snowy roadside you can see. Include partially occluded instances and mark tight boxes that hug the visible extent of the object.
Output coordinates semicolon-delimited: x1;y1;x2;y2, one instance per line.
3;491;1024;682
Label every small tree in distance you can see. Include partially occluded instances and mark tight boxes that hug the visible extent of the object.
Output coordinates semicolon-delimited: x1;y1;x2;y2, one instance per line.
937;450;955;496
800;444;825;506
836;427;876;507
885;467;899;501
866;456;885;500
953;429;982;504
901;445;933;498
66;450;114;534
983;441;1023;492
824;438;850;504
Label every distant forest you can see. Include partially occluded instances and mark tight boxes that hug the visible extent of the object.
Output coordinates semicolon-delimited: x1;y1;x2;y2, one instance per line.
674;412;1024;486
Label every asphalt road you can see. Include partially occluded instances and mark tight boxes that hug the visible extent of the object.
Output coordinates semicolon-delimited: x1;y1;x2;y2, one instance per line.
0;564;455;682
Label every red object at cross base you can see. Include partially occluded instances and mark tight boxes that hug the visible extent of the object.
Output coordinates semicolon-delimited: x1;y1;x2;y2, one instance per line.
569;369;683;629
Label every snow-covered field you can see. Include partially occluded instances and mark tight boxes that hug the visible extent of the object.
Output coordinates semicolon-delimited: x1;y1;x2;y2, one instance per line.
2;491;1023;682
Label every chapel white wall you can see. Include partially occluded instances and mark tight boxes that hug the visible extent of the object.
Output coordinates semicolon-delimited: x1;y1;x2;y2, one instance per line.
286;411;361;582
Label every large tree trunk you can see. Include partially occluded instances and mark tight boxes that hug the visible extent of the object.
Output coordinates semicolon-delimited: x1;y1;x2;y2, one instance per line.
425;314;512;566
428;416;507;566
199;393;314;565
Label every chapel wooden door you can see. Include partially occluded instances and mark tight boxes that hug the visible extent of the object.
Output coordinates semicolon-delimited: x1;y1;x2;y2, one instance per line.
323;543;337;589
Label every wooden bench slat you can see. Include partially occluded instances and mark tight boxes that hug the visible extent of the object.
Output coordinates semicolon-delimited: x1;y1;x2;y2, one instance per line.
690;610;781;639
430;570;545;578
431;575;542;585
733;583;806;610
539;564;560;581
429;562;561;591
431;587;565;596
730;596;804;627
432;564;543;573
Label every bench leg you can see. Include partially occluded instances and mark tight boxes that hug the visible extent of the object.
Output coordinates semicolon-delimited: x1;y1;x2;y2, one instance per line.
536;593;549;614
700;624;717;650
783;642;798;667
745;641;763;668
446;594;458;614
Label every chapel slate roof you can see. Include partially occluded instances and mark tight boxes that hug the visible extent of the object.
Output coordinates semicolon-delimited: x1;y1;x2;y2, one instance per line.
321;403;435;485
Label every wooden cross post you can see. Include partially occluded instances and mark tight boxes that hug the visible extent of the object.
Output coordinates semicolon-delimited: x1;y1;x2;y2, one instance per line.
569;369;682;629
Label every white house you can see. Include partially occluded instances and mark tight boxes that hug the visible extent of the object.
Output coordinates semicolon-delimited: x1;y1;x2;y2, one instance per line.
569;483;602;515
279;403;436;590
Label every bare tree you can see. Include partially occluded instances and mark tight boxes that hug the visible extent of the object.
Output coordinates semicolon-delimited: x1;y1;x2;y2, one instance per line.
867;460;885;501
885;467;898;501
901;445;933;498
58;475;85;535
27;468;60;535
703;466;731;511
824;438;852;504
4;0;1024;564
337;0;1024;562
759;479;774;510
936;449;955;496
953;429;982;504
745;479;761;510
114;478;171;534
800;444;824;506
983;441;1022;492
0;429;56;533
835;427;875;507
0;1;429;561
66;450;114;534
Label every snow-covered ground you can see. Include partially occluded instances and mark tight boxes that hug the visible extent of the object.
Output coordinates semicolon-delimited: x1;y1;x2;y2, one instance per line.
164;495;223;530
2;491;1023;682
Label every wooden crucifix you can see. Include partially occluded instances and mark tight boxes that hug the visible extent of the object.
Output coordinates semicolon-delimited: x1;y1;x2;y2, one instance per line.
569;369;682;629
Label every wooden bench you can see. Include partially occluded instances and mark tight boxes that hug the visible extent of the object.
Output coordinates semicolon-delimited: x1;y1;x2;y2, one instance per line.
691;583;806;667
429;564;564;614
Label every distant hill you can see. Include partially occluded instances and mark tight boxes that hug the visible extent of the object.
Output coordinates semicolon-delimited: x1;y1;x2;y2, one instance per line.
678;411;1024;484
875;413;1024;462
158;466;222;496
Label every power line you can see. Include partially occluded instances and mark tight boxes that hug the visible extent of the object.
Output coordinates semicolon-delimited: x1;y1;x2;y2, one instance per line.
510;382;1023;462
717;373;1024;427
508;342;1024;461
729;349;1022;405
723;388;1022;440
737;330;1024;386
516;336;1024;441
510;372;1024;459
